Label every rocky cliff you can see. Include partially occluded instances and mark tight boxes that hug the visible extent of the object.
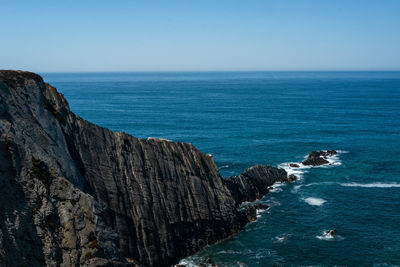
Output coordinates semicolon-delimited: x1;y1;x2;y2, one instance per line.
0;71;291;266
223;165;289;205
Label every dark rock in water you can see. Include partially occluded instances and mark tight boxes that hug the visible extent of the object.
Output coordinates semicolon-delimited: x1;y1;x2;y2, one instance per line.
242;205;258;222
206;258;212;264
302;150;337;166
287;174;298;182
325;229;337;237
268;186;274;190
326;150;337;155
239;203;269;223
253;203;270;210
223;165;288;205
289;163;300;168
0;71;295;266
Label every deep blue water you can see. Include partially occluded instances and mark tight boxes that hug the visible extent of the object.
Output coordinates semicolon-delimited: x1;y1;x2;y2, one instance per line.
42;72;400;266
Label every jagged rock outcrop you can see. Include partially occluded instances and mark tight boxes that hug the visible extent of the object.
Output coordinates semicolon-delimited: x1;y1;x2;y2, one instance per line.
0;71;291;266
222;165;289;205
0;71;133;266
302;150;337;166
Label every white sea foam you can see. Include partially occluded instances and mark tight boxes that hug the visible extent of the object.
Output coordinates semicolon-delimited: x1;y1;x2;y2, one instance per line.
273;181;285;187
265;197;281;207
147;137;173;142
256;207;269;214
268;181;286;193
269;186;283;193
250;248;278;259
278;150;345;183
303;197;326;206
305;182;337;187
373;263;400;267
316;234;344;241
324;153;342;167
292;182;336;193
291;184;304;193
217;250;241;255
277;162;311;181
256;208;269;218
312;149;346;168
316;231;344;241
175;259;198;267
341;182;400;188
273;234;291;243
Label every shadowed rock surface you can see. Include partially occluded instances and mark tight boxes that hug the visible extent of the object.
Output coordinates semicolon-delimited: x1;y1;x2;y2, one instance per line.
0;70;291;266
222;165;288;205
302;150;337;166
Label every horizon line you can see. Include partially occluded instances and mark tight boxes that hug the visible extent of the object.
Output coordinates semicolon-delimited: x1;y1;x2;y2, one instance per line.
33;69;400;74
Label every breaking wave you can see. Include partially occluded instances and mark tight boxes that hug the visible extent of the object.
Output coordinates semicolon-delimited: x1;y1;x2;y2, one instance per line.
316;230;344;241
303;197;326;206
341;182;400;188
278;150;345;181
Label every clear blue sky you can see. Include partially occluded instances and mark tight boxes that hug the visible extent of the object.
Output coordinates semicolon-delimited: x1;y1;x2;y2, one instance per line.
1;0;399;72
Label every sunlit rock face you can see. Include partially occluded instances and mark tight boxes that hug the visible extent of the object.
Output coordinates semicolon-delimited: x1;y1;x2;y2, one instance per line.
0;71;290;266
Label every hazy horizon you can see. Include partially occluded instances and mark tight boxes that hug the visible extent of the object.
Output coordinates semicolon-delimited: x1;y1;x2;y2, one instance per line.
1;0;400;72
37;70;400;73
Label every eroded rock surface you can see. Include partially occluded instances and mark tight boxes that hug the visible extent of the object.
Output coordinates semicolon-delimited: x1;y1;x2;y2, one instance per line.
302;150;337;166
0;71;133;266
223;165;288;205
0;71;291;266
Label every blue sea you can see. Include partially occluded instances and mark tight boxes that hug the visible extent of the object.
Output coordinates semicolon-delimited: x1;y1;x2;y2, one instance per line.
42;72;400;266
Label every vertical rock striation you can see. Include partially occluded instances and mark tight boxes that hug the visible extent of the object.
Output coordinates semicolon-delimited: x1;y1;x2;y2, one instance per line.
0;71;290;266
222;165;289;205
0;71;132;266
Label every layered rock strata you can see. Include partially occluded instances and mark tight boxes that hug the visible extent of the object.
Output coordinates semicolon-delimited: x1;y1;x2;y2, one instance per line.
222;165;289;205
0;71;291;266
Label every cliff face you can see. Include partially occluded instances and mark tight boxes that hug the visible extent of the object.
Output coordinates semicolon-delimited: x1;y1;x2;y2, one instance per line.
0;71;290;266
0;71;131;266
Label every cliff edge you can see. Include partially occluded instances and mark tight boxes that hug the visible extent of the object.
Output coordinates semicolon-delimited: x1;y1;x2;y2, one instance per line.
0;71;290;266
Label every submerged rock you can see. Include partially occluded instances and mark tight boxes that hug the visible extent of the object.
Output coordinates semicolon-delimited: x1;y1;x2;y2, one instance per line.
289;163;300;168
302;150;337;166
242;205;258;222
0;71;295;266
287;174;298;182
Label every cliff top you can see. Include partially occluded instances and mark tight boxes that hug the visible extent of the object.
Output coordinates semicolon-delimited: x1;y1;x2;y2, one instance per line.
0;70;44;88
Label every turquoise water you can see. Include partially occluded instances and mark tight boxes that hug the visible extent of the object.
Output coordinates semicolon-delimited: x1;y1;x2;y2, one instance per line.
42;72;400;266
